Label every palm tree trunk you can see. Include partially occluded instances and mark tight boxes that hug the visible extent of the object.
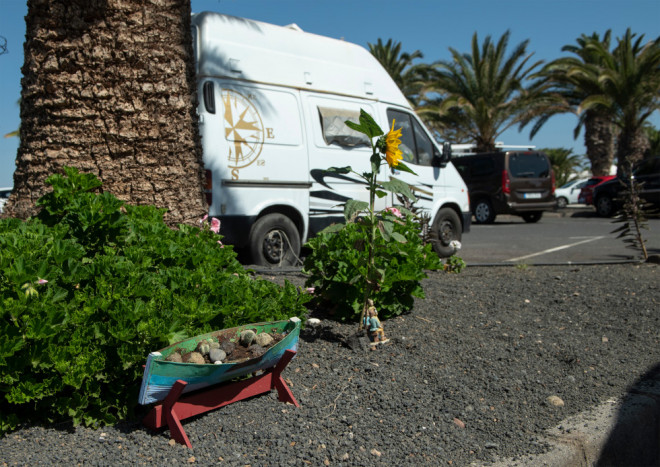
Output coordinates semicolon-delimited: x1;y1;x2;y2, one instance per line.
4;0;206;226
584;110;615;176
616;126;649;169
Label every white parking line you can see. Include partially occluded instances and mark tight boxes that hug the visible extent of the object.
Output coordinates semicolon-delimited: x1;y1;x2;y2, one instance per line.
505;236;605;262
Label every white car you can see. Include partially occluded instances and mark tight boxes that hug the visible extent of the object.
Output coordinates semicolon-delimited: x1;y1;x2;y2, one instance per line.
554;179;588;208
0;187;12;214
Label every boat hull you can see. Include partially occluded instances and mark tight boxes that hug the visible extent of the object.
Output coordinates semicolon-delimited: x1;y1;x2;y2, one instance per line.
138;318;300;405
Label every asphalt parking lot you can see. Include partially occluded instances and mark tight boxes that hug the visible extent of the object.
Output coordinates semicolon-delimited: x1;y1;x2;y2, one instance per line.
458;205;660;265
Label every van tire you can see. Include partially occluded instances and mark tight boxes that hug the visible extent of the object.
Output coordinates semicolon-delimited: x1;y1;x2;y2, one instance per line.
249;214;301;267
521;211;543;223
431;208;462;258
473;199;496;224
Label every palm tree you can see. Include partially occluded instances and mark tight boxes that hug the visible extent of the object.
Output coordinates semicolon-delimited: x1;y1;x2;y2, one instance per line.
423;31;544;152
643;124;660;158
594;30;660;167
527;30;660;174
368;38;430;107
541;147;585;186
4;0;207;226
524;32;616;176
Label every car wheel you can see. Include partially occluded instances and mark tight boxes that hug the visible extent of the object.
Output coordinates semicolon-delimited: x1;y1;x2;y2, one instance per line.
249;213;301;267
430;207;462;258
521;211;543;223
473;199;496;224
557;197;568;209
595;195;614;217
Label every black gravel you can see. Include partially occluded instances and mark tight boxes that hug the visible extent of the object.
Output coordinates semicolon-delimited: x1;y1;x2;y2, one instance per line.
1;263;659;466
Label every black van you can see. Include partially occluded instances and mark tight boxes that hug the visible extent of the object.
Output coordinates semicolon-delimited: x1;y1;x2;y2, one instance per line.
453;151;556;224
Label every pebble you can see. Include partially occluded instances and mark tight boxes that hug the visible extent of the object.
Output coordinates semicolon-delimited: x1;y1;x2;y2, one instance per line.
547;395;565;407
209;348;226;363
255;333;274;347
240;330;256;346
166;352;182;363
220;340;235;354
182;351;205;364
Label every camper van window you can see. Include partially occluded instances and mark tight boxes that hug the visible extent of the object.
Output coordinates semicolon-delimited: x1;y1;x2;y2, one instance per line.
386;109;435;167
317;107;370;148
387;111;415;163
412;119;434;166
203;81;216;114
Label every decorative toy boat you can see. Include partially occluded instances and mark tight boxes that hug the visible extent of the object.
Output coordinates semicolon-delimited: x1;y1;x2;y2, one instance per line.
138;317;301;405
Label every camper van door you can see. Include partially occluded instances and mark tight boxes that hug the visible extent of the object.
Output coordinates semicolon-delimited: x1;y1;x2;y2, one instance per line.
303;94;388;234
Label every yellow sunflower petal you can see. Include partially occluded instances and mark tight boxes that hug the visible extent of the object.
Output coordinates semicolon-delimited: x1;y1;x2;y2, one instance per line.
384;119;403;168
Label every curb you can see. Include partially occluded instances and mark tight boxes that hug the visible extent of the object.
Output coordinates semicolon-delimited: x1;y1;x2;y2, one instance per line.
491;373;660;466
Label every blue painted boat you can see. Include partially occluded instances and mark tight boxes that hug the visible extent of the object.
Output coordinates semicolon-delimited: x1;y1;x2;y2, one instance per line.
138;317;301;405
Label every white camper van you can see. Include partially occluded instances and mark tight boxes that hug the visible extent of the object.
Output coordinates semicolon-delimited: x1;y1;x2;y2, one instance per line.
191;12;471;266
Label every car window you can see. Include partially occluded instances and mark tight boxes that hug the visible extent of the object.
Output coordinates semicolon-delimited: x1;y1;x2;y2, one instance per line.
454;156;495;178
508;153;550;178
633;158;660;177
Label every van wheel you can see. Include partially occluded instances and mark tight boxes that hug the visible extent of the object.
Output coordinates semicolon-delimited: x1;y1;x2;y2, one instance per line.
249;214;301;267
522;211;543;223
431;208;462;258
473;199;495;224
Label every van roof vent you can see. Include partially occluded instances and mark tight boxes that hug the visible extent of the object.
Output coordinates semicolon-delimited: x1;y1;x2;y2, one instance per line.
285;23;303;32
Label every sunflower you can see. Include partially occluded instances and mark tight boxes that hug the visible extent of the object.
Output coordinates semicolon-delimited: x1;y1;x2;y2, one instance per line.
383;119;403;168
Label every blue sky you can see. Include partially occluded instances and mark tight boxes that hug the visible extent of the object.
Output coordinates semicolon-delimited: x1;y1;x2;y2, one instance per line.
1;0;659;188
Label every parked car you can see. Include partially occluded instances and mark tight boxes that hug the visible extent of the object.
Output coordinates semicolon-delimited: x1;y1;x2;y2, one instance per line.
0;187;12;214
577;175;615;206
555;178;588;208
593;157;660;217
452;149;556;224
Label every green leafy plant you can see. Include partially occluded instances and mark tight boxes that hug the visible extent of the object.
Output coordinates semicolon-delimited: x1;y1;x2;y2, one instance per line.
304;214;441;321
443;253;466;273
303;110;442;325
0;167;311;435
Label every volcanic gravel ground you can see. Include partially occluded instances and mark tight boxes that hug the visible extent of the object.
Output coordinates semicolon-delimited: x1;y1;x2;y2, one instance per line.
1;263;659;466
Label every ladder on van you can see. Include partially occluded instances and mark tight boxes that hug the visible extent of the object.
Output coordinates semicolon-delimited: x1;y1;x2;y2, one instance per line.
451;142;536;157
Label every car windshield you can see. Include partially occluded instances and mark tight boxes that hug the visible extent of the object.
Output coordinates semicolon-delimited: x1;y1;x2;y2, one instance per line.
509;153;550;178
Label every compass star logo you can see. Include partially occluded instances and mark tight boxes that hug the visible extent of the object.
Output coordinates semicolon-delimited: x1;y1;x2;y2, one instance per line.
222;90;265;169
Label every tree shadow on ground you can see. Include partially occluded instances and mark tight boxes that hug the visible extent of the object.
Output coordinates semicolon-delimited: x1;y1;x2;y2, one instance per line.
596;362;660;466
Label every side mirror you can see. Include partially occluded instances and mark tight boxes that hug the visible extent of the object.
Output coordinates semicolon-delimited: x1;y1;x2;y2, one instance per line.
432;142;452;167
442;142;452;162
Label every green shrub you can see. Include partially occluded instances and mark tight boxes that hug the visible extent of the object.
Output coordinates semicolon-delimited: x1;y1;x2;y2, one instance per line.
0;167;310;434
303;214;442;322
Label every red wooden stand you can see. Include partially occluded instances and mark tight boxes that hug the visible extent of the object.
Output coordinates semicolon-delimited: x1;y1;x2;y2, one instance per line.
142;349;299;448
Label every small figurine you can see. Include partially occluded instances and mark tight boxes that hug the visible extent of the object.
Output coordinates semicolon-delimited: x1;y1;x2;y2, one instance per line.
367;304;389;347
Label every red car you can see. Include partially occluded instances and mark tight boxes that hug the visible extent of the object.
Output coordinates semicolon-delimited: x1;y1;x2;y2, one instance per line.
577;175;616;205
